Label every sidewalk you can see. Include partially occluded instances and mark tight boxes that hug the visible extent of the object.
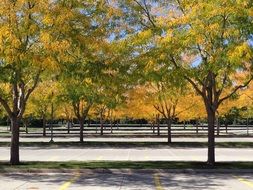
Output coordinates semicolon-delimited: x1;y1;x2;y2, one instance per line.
0;147;253;162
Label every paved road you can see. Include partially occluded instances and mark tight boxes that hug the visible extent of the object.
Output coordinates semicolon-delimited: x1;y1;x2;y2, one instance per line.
1;170;253;190
0;137;253;142
0;147;252;162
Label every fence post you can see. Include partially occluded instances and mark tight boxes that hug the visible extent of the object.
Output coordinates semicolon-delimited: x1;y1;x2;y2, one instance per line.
247;118;249;136
110;121;113;134
100;124;103;136
88;119;90;128
217;117;220;136
23;118;28;134
156;114;160;136
67;121;70;134
49;100;54;143
7;118;11;131
152;123;155;134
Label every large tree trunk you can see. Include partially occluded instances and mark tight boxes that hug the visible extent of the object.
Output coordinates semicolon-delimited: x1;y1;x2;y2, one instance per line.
79;118;84;142
42;114;46;137
207;109;215;166
10;117;20;165
167;118;172;143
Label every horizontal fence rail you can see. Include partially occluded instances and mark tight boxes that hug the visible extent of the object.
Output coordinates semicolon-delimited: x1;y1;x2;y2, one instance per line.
1;123;250;137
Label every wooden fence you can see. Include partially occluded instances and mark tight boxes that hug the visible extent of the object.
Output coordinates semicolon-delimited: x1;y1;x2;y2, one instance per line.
32;123;253;137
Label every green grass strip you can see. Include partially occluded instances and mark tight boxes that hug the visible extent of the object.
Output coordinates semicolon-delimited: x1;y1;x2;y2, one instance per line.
0;141;252;148
0;161;253;170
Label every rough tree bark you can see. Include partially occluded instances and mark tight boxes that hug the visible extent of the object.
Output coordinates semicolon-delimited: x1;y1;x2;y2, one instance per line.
42;114;46;137
206;107;216;165
99;106;106;136
79;117;84;142
10;116;20;165
73;102;91;143
166;118;172;143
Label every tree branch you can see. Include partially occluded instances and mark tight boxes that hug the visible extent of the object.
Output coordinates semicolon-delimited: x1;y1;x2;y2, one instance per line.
154;104;167;119
184;76;204;98
133;0;156;28
218;76;253;106
24;70;41;103
175;103;195;117
0;96;12;117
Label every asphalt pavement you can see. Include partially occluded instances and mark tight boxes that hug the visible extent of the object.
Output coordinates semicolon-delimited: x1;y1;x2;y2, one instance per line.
1;170;253;190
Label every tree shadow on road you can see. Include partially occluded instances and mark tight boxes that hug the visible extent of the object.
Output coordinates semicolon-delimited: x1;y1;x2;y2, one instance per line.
2;170;251;189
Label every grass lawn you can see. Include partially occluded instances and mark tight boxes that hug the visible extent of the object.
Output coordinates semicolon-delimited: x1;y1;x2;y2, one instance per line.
0;141;252;148
0;161;252;170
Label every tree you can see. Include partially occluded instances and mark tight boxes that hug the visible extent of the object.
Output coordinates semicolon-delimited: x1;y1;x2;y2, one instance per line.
123;0;253;165
57;101;75;134
159;1;253;165
60;73;94;142
151;83;194;143
0;0;53;164
118;86;156;120
141;47;192;143
52;1;115;142
27;80;58;136
93;70;127;135
170;1;252;166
